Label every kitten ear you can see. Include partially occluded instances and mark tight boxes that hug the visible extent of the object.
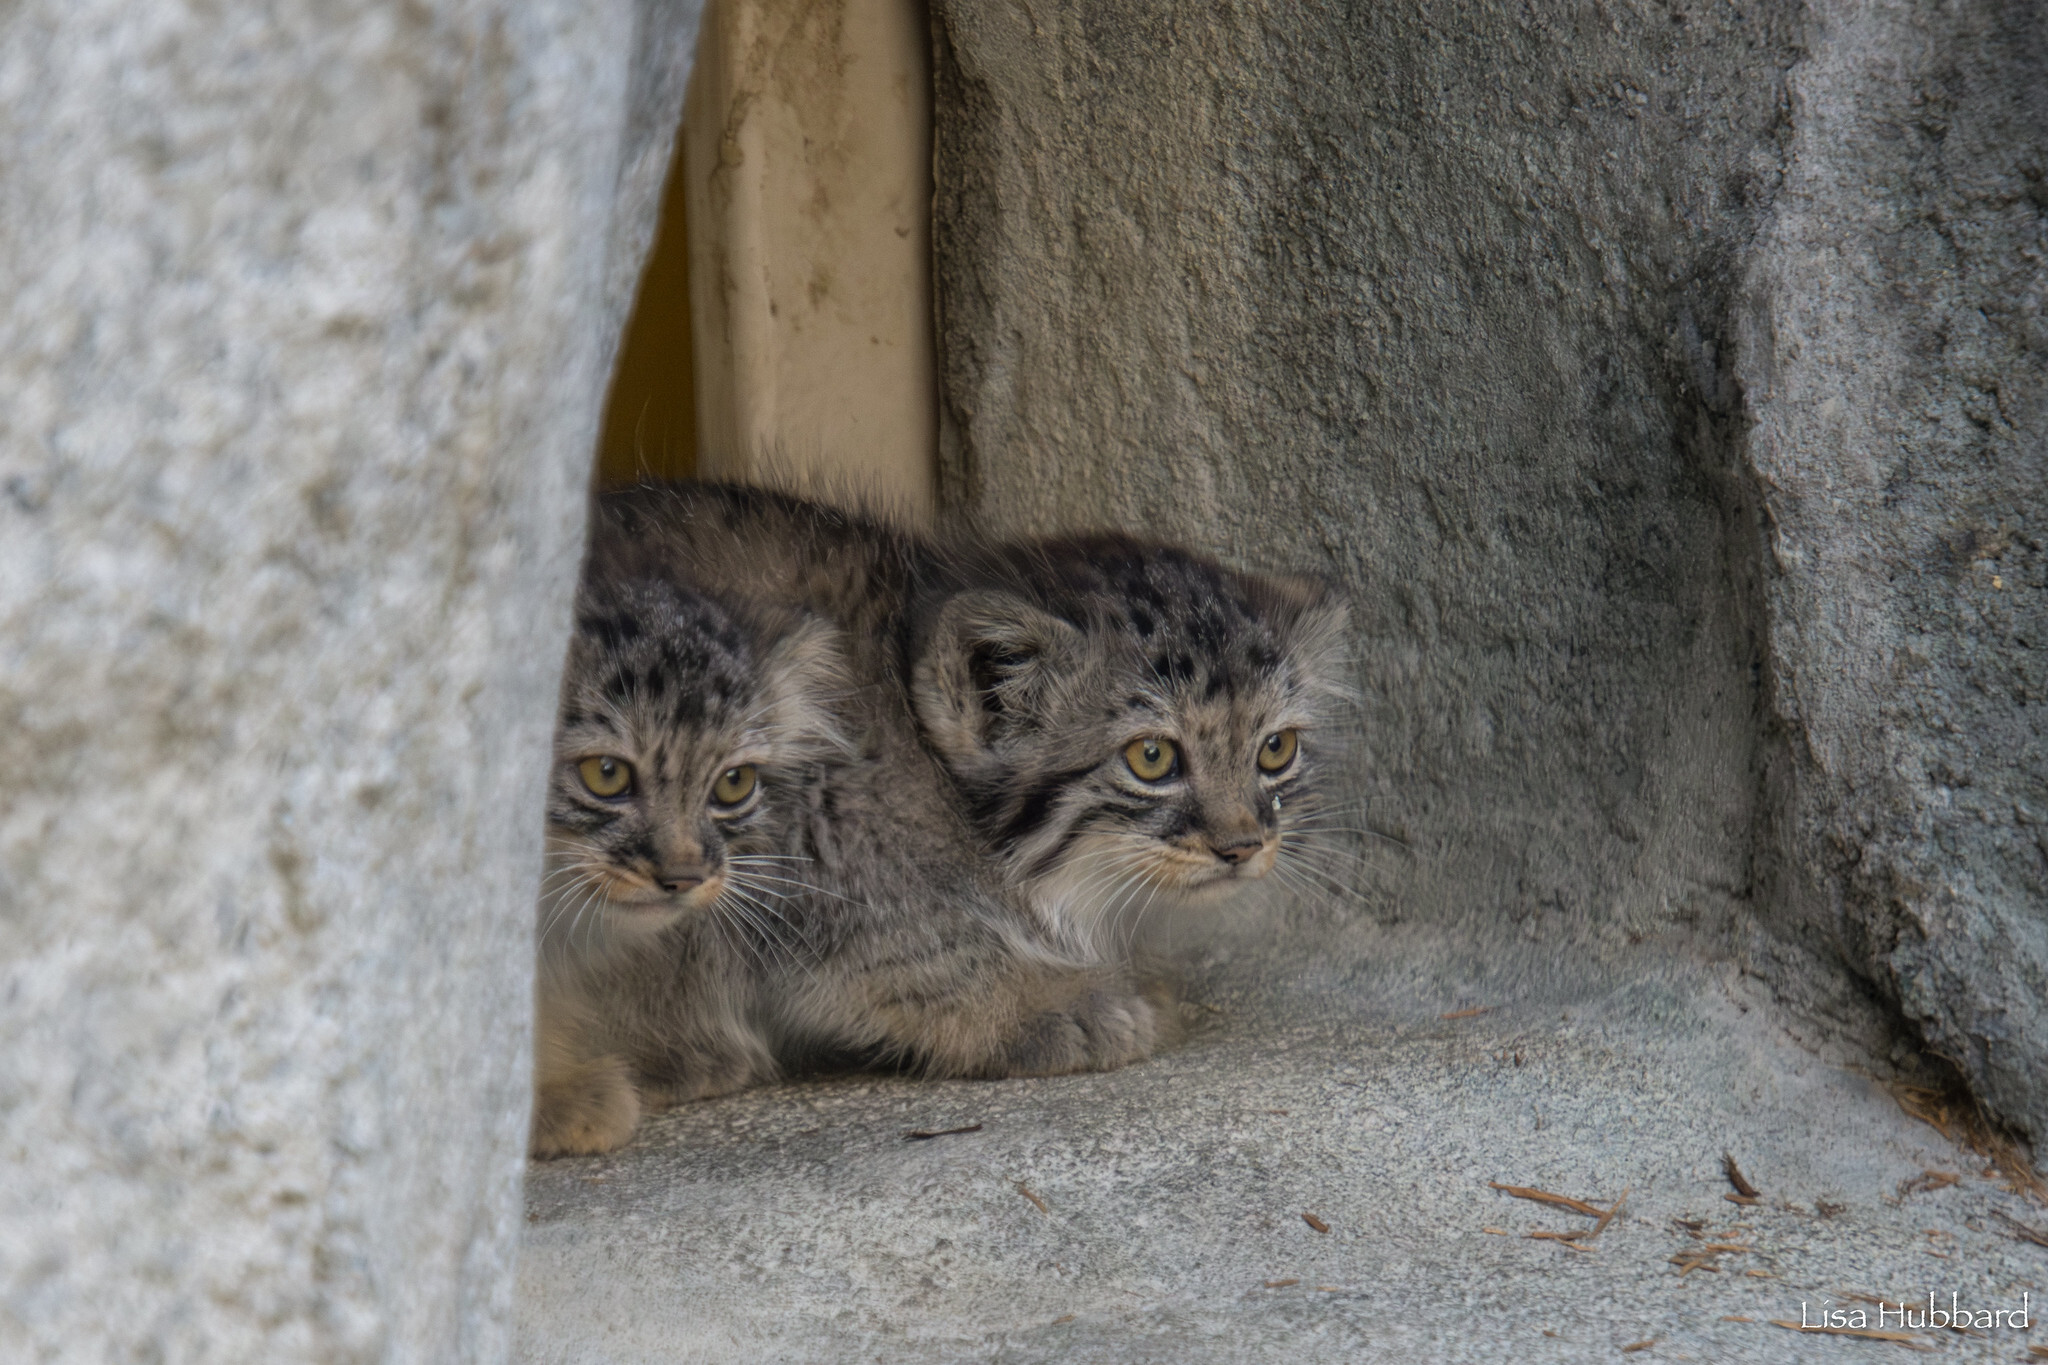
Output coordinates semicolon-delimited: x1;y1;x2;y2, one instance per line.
1250;571;1355;703
758;614;855;759
913;590;1084;767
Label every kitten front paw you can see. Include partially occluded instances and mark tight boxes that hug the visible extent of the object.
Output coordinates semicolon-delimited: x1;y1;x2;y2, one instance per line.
530;1055;642;1158
1003;985;1159;1076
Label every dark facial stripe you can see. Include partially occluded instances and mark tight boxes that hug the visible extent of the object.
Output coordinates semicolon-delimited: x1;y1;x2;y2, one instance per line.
1025;799;1156;879
994;762;1105;848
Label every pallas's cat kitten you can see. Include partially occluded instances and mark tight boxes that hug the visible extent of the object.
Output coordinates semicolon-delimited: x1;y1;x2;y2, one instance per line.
532;573;845;1157
534;490;1161;1156
911;535;1352;955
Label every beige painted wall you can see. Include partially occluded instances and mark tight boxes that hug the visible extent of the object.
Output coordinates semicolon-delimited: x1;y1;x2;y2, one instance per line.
685;0;935;517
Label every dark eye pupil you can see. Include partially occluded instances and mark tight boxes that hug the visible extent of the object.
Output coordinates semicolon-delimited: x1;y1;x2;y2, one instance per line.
724;768;741;784
1144;743;1159;761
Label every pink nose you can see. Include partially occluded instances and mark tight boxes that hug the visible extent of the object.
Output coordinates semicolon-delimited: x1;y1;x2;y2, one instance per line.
658;871;706;893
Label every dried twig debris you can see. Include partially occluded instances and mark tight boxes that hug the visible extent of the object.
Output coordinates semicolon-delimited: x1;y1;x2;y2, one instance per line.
1892;1080;2047;1203
1769;1320;1932;1350
1015;1182;1048;1215
903;1123;983;1141
1301;1212;1330;1233
1723;1152;1761;1198
1491;1182;1627;1252
1668;1230;1756;1277
1994;1208;2048;1247
1896;1169;1961;1199
1488;1182;1608;1218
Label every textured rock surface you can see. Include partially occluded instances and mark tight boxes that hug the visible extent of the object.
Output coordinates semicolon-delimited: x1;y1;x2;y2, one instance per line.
929;0;2046;1135
517;944;2048;1363
1738;0;2048;1145
0;1;698;1360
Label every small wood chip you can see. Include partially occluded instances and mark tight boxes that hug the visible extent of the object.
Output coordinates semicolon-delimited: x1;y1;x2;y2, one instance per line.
1722;1152;1761;1198
1620;1340;1656;1354
1052;1314;1075;1325
1769;1320;1932;1350
1723;1193;1760;1206
903;1123;983;1140
1589;1187;1629;1240
1263;1279;1299;1289
1441;1006;1490;1019
1488;1181;1607;1217
1896;1169;1961;1197
2028;1346;2048;1360
1744;1269;1774;1279
1700;1242;1754;1253
1994;1208;2048;1247
1482;1226;1512;1235
1301;1212;1330;1233
1316;1285;1341;1292
1721;1315;1753;1322
1530;1230;1596;1252
1015;1182;1048;1215
1267;1109;1289;1116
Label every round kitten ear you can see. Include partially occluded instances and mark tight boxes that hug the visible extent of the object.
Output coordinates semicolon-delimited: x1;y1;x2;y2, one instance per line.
912;589;1082;765
758;615;854;758
1249;571;1354;700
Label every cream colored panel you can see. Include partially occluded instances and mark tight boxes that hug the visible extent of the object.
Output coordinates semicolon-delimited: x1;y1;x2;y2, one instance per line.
686;0;934;517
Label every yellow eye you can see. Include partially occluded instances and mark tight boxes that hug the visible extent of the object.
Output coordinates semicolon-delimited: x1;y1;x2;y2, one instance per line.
1257;729;1299;773
1123;737;1179;782
711;764;758;807
578;756;633;798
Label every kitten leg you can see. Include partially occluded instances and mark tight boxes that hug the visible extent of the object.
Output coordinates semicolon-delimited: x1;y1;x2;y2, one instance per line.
531;972;644;1158
634;1039;778;1109
530;1052;642;1158
793;927;1162;1079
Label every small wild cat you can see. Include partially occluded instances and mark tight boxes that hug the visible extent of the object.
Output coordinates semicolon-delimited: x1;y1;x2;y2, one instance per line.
533;491;1161;1157
532;574;847;1156
909;535;1352;957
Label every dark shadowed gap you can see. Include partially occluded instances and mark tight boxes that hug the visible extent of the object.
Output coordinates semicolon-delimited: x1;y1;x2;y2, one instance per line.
597;117;695;487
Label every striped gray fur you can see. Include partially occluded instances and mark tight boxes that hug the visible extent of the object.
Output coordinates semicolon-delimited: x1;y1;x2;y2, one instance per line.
911;534;1353;955
532;485;1162;1156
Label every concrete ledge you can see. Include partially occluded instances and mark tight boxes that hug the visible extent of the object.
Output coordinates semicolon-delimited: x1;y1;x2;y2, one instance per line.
517;937;2044;1362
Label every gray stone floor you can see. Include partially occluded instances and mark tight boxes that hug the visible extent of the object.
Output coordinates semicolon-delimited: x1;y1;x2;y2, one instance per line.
516;921;2048;1363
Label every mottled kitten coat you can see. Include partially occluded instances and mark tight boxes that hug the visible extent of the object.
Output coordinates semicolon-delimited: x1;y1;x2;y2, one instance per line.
910;535;1352;955
532;575;845;1156
534;488;1160;1156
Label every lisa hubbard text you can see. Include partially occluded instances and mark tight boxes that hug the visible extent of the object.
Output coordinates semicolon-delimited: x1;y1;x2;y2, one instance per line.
1802;1292;2029;1331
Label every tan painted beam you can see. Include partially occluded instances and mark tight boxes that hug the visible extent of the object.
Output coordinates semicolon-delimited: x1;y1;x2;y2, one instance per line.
685;0;935;518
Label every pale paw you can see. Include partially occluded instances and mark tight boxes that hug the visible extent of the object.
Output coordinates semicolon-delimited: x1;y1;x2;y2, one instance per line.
530;1055;641;1158
1003;986;1158;1076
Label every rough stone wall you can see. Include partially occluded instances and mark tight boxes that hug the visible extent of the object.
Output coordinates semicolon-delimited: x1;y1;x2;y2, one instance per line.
0;2;698;1360
1738;0;2047;1138
930;0;2046;1136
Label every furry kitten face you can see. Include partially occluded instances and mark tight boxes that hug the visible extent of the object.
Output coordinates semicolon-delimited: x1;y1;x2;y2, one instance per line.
913;535;1350;940
541;577;843;949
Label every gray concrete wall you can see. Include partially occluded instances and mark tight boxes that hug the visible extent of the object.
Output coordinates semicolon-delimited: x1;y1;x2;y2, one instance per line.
930;0;2045;1138
1738;0;2048;1144
0;2;698;1360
